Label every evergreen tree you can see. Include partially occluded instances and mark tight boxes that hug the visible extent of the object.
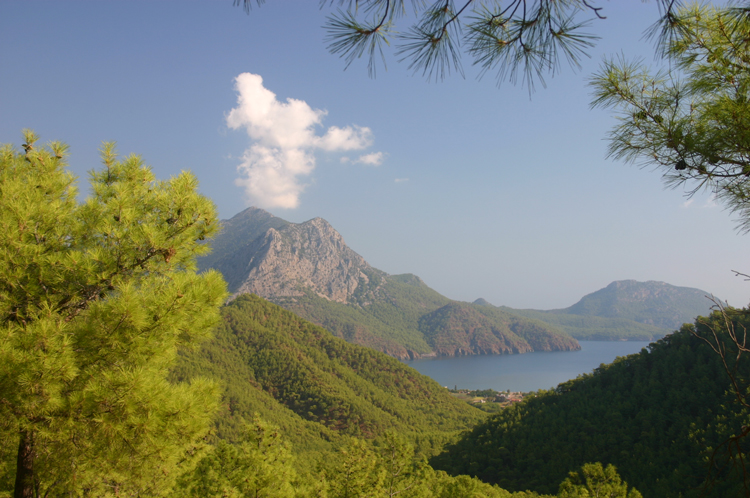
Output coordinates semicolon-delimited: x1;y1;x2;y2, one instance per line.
558;463;642;498
236;0;679;89
590;3;750;232
376;431;429;498
176;417;299;498
327;437;385;498
0;131;227;497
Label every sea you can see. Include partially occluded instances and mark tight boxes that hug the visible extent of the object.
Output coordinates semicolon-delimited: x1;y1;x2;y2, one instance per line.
405;340;653;393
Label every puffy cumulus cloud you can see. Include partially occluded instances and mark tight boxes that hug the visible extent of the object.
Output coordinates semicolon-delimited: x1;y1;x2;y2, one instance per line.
235;146;314;209
227;72;377;208
318;125;372;151
355;152;384;166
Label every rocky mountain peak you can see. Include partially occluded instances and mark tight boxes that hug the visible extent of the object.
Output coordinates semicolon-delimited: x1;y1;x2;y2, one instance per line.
208;210;384;304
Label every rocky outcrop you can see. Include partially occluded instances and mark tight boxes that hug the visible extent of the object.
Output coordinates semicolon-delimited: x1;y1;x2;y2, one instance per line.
211;212;383;304
198;206;288;273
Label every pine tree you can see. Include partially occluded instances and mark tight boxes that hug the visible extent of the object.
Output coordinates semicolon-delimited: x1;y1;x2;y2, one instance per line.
0;131;227;497
558;462;642;498
237;0;679;90
176;417;298;498
590;3;750;232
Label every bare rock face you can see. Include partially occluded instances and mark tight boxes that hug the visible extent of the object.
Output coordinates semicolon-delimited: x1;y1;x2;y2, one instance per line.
218;216;381;303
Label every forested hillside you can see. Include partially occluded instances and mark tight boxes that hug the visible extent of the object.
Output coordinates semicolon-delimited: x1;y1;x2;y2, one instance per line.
273;273;447;358
496;308;668;341
169;294;642;498
560;280;718;329
419;302;580;355
172;294;487;460
431;310;750;497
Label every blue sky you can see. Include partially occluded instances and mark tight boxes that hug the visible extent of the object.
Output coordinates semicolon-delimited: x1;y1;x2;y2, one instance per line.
2;1;747;310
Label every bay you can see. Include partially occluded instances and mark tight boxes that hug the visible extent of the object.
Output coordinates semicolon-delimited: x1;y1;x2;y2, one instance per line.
405;341;653;392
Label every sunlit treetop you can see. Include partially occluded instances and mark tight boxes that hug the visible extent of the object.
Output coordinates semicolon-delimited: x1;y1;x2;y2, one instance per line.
236;0;681;90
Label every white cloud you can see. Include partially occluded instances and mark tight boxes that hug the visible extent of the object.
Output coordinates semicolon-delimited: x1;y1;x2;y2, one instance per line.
318;125;372;151
395;178;409;183
227;73;374;209
355;151;384;166
234;145;314;209
682;199;695;208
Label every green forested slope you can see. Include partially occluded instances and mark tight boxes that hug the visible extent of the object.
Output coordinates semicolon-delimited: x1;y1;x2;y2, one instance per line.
472;304;580;352
418;302;579;355
498;308;667;341
277;275;578;359
561;280;718;330
431;311;750;497
172;294;487;461
274;273;449;358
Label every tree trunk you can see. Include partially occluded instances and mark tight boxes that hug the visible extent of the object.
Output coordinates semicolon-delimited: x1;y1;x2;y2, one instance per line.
14;430;35;498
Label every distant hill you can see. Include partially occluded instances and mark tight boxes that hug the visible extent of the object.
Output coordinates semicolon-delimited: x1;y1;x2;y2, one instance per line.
172;294;487;461
198;207;578;359
478;280;720;341
419;302;579;356
560;280;718;329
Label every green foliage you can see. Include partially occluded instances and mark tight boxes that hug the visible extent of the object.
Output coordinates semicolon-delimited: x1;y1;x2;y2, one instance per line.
0;132;227;496
324;431;539;498
432;310;750;497
170;410;544;498
591;3;750;233
502;309;667;341
326;437;386;498
557;463;642;498
174;417;300;498
239;0;678;89
174;293;487;469
325;432;429;498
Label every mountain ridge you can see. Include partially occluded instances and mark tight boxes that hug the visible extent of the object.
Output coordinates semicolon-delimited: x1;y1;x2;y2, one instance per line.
476;280;720;341
198;207;579;358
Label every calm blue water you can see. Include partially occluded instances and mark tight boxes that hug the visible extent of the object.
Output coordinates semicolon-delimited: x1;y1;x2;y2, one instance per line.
405;341;652;392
